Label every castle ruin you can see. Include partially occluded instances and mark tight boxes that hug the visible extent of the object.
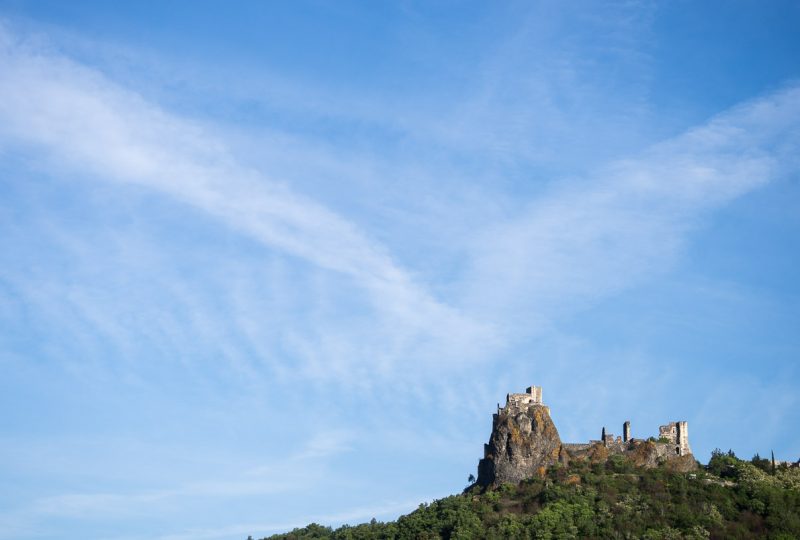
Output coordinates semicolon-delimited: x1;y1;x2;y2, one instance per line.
504;386;548;414
477;385;696;487
658;421;692;456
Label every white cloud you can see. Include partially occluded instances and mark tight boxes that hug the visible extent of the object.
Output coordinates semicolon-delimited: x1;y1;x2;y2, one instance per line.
153;498;429;540
460;85;800;331
1;21;798;390
0;23;498;384
1;21;798;396
15;429;354;524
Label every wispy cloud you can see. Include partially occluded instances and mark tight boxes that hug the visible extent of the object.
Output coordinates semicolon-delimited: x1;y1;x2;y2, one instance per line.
0;22;498;385
153;498;430;540
460;85;800;331
4;429;354;530
2;21;797;389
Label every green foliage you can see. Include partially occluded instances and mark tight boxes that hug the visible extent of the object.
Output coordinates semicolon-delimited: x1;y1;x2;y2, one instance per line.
259;452;800;540
750;453;773;474
265;523;333;539
529;499;594;539
708;448;739;478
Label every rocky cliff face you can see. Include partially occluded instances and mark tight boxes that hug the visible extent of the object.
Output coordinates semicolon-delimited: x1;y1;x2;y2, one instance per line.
477;403;565;487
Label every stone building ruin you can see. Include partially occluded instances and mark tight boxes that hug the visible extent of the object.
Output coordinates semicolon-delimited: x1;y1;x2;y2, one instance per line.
658;421;692;456
476;384;697;487
505;386;547;412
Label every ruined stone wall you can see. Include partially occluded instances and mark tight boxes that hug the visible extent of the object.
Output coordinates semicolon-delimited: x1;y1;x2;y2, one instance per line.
507;385;543;407
562;443;591;451
506;393;533;406
659;422;678;443
658;421;692;456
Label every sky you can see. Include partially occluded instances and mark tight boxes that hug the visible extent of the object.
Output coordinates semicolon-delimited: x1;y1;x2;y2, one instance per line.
0;1;798;539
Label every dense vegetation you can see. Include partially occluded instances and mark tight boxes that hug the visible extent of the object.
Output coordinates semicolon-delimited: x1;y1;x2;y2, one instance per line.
259;451;800;540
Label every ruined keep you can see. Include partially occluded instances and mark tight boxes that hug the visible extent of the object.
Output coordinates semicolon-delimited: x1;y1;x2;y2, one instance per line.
476;385;696;487
658;421;692;456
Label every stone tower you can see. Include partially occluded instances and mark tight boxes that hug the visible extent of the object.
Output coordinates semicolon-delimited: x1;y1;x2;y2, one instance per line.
525;385;543;404
623;421;631;442
676;421;691;456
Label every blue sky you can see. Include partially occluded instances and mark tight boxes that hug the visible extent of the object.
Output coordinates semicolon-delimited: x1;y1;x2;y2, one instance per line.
0;1;798;539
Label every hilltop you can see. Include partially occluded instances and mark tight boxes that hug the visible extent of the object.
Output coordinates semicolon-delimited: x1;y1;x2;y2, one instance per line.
261;452;800;539
257;387;799;540
478;386;696;488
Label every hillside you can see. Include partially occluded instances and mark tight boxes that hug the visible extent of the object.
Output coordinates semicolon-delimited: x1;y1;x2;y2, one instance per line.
259;451;800;540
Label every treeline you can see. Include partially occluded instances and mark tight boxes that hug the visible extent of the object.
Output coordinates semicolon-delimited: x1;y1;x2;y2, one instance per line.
258;451;800;540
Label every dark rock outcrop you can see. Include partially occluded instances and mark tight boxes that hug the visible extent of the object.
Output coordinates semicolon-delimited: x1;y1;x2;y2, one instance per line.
477;403;563;487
